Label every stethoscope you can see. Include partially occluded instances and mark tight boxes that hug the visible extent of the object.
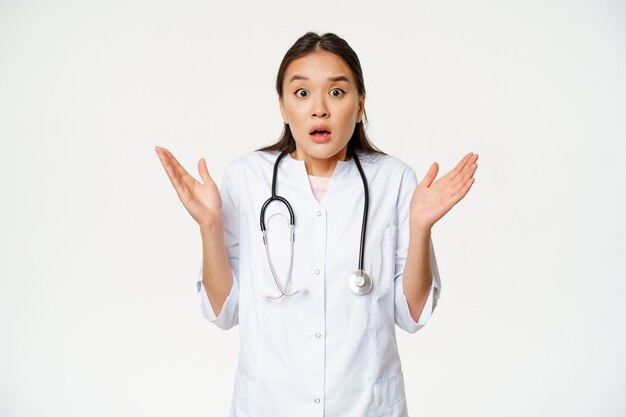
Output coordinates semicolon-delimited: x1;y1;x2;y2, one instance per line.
259;148;373;299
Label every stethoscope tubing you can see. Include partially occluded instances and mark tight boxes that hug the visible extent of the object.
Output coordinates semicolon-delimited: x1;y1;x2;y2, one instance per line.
259;148;370;299
351;148;368;272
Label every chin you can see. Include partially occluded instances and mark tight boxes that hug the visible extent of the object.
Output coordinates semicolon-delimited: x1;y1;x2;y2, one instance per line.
303;145;345;160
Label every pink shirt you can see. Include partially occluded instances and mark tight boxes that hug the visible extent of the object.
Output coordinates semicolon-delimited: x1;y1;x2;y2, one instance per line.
307;174;331;203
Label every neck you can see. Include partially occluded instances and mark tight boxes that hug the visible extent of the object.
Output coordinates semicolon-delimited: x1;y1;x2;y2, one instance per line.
291;146;349;177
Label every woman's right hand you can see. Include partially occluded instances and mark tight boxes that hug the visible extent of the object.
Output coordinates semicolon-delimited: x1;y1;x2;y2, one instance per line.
155;146;222;229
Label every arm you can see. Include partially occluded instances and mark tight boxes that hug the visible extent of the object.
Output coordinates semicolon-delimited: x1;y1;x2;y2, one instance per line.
154;146;240;330
199;221;234;318
394;168;442;334
398;151;478;331
402;226;435;324
197;163;241;330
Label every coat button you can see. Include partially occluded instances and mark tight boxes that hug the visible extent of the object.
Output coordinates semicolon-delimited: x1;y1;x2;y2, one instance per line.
315;332;321;338
316;210;322;217
314;398;320;404
314;269;320;275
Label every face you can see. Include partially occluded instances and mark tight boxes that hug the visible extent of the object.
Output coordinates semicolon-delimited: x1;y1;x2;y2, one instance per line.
279;51;365;162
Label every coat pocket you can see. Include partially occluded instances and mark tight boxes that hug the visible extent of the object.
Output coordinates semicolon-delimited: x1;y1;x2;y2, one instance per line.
373;372;407;416
375;225;397;291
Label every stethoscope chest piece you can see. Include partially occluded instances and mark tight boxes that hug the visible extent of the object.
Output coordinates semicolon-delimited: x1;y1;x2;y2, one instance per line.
348;270;373;295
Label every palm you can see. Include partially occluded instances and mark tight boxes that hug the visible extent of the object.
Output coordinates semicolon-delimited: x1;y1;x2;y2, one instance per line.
410;152;479;230
155;146;222;228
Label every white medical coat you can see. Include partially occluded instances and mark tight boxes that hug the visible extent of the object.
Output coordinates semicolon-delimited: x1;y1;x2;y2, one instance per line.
197;150;442;417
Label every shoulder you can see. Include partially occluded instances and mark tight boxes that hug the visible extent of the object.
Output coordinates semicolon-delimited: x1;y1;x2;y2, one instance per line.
356;151;415;179
227;150;277;167
223;150;279;177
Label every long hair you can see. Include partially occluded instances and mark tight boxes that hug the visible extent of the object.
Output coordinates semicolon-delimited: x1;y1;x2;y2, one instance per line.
255;32;385;159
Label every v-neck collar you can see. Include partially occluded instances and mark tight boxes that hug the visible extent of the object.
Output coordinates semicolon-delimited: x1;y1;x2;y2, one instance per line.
283;152;351;207
285;152;350;175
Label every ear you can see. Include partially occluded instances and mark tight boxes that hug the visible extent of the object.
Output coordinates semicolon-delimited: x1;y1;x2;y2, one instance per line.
356;94;366;123
279;97;288;124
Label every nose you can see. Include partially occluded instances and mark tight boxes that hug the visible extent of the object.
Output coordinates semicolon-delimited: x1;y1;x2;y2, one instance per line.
311;95;329;118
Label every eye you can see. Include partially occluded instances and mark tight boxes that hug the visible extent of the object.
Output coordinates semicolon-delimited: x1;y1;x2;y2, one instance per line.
330;88;345;97
294;89;308;98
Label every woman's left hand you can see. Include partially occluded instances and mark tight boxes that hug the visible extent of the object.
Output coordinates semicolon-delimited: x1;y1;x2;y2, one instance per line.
409;152;479;231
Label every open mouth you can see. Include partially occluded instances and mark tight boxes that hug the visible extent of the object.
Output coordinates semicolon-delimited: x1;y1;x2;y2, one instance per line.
310;130;331;143
309;124;332;135
309;124;332;142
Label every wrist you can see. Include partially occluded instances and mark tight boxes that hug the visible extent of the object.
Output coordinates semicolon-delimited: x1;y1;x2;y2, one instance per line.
409;221;432;237
199;219;224;237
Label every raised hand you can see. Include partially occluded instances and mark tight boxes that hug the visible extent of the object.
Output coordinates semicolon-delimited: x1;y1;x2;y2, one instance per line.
155;146;222;229
409;152;479;231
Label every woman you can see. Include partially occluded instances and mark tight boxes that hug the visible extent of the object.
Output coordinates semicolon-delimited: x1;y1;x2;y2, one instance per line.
156;31;478;417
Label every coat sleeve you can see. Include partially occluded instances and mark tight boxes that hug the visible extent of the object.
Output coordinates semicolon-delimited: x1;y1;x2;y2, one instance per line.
197;162;240;330
394;167;442;334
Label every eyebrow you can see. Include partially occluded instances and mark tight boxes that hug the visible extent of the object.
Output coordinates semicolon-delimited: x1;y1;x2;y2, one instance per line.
288;74;350;84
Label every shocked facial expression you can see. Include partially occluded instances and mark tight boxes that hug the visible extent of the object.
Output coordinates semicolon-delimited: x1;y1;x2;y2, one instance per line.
279;51;365;161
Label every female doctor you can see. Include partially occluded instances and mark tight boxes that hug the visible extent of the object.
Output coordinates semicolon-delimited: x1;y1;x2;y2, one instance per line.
156;32;478;417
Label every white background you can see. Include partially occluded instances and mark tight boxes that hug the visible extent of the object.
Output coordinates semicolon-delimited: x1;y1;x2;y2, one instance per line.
1;0;625;416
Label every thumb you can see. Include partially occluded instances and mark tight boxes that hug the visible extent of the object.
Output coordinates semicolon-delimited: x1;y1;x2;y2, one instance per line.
197;158;213;186
419;162;439;187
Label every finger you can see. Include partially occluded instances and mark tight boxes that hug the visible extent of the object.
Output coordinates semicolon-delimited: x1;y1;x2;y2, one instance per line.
451;162;478;192
419;162;439;187
446;152;475;181
198;158;213;186
155;147;189;197
451;176;476;203
459;159;478;185
161;147;201;190
160;147;191;179
448;153;478;188
155;146;182;188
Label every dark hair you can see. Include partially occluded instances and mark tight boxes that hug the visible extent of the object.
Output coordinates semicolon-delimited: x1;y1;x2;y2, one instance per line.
255;31;386;159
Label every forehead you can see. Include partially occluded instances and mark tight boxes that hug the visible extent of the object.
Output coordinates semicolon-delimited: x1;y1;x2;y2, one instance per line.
285;51;355;84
